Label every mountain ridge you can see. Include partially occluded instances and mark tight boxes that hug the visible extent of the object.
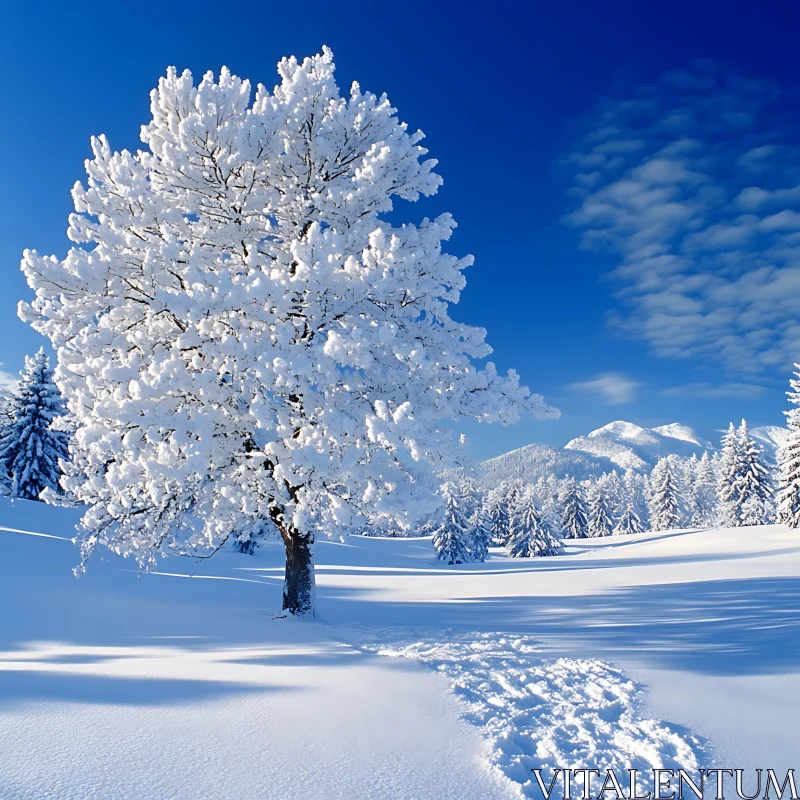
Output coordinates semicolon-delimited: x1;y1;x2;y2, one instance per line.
481;420;786;485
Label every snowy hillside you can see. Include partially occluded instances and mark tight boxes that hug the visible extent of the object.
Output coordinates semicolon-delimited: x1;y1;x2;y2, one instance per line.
481;442;609;485
484;419;784;483
2;497;800;798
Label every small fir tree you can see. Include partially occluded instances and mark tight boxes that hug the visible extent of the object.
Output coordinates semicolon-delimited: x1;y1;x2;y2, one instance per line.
0;349;69;501
587;482;613;538
507;488;563;558
717;422;745;526
560;479;589;539
614;503;644;535
650;458;681;531
778;366;800;527
690;451;718;528
468;504;493;562
432;483;472;564
738;420;772;525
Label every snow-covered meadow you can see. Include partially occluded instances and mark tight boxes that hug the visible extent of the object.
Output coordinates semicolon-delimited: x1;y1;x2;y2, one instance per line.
2;497;798;799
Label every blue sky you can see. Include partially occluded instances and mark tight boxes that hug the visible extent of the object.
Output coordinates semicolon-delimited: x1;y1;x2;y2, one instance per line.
2;0;799;460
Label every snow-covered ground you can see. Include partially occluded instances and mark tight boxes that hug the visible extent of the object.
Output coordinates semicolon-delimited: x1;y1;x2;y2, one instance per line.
1;497;799;798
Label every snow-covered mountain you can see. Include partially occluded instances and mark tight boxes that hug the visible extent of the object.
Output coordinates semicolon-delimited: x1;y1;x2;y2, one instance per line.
481;443;610;485
482;420;783;485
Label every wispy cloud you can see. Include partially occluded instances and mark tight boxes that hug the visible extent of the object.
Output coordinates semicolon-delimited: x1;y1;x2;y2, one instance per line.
663;381;767;399
565;62;800;375
568;372;641;404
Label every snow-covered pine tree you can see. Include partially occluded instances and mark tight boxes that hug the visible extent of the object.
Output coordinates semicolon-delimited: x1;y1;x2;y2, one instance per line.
468;503;492;562
622;470;648;526
20;51;557;615
649;458;681;531
587;481;613;537
432;482;472;564
0;349;69;501
717;422;745;526
738;419;772;525
560;478;589;539
778;365;800;527
603;470;623;527
507;488;563;558
614;503;644;535
690;451;718;528
487;482;517;546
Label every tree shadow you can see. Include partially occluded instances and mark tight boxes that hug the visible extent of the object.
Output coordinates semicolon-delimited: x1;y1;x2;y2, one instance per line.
0;671;295;708
321;575;800;676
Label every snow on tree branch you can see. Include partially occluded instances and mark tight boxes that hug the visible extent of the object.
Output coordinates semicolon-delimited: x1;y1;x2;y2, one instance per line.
18;49;556;610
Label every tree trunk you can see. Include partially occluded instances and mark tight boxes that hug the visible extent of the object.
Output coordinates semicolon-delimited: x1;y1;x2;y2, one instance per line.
282;530;315;616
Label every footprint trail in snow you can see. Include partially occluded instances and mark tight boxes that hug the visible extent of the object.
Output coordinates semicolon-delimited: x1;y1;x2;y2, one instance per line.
357;631;709;798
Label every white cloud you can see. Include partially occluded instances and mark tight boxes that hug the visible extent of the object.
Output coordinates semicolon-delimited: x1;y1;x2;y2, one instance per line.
663;381;767;399
568;372;642;405
565;63;800;376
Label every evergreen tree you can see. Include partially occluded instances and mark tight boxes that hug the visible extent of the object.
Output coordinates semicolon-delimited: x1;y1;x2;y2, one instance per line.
507;488;563;558
0;349;69;501
614;503;644;535
778;365;800;528
560;479;589;539
690;451;718;527
432;483;472;564
650;458;681;531
468;504;492;562
603;471;624;527
738;420;772;525
487;482;515;546
622;470;648;528
587;482;613;538
717;422;745;526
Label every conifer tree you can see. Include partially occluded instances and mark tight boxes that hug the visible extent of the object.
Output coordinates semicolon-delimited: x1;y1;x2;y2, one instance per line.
587;482;613;537
432;483;472;564
468;504;492;562
614;503;644;535
507;488;563;558
689;451;718;527
778;366;800;528
560;478;589;539
650;458;681;531
488;482;517;546
717;422;745;526
738;420;772;525
0;349;69;501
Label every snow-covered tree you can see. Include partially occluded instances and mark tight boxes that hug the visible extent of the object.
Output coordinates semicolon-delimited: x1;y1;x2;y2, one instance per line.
688;451;717;528
432;483;472;565
0;349;69;501
621;469;648;526
738;420;772;525
507;488;563;558
778;365;800;528
560;478;589;539
717;422;744;526
587;482;613;538
20;51;556;615
649;458;681;531
602;470;624;525
614;503;643;535
487;482;517;546
468;503;492;562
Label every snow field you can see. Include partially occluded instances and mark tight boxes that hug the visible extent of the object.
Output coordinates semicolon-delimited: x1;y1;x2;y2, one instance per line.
2;497;800;797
